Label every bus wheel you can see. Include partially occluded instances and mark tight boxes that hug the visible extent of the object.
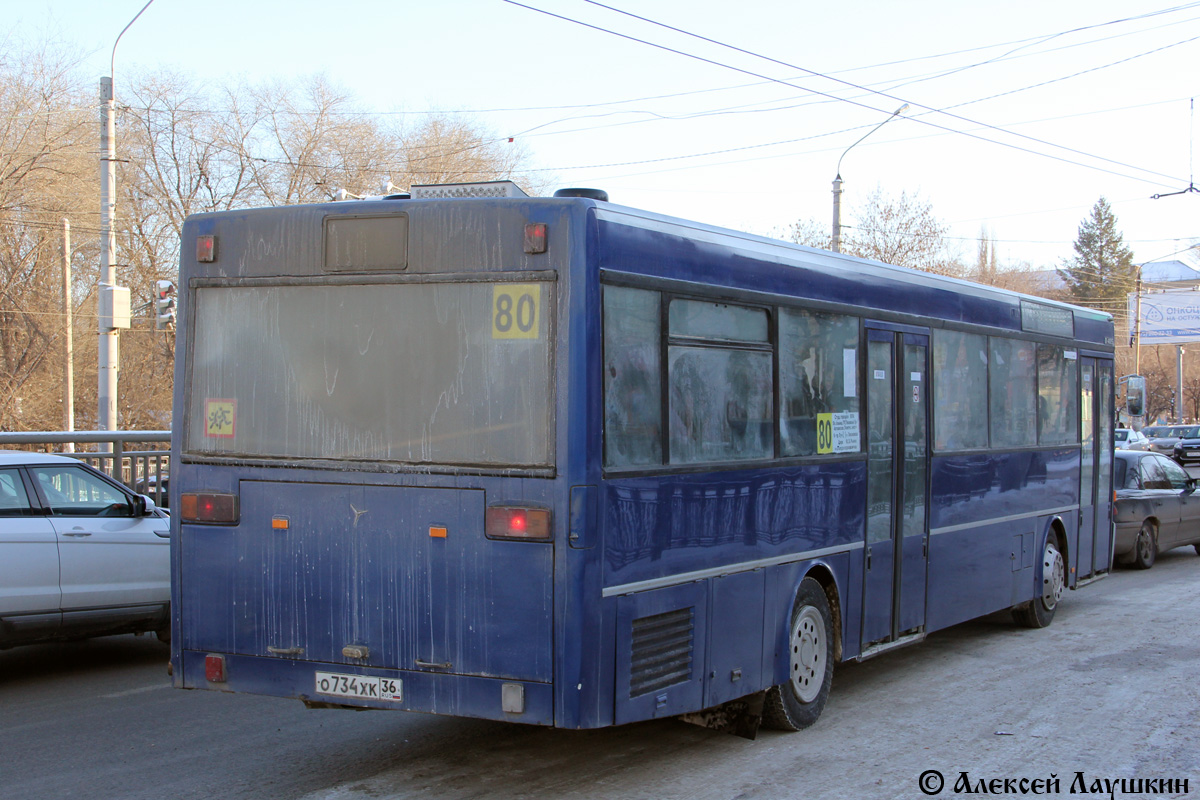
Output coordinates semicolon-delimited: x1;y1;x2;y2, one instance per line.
762;577;834;731
1132;522;1157;570
1013;536;1065;629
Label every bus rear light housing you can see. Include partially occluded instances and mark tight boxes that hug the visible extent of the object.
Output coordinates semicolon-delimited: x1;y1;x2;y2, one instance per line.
205;654;227;682
196;235;216;262
180;492;240;525
485;506;551;541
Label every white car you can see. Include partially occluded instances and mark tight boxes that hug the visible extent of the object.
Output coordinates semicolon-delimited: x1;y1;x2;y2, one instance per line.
1115;428;1150;450
0;452;170;649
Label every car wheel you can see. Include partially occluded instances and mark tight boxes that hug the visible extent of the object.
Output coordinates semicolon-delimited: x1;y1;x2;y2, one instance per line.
1133;522;1157;570
1193;543;1200;557
1013;535;1064;629
762;577;834;731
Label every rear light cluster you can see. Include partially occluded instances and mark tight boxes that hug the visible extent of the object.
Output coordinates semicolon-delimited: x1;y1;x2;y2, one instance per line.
485;506;551;541
180;493;240;524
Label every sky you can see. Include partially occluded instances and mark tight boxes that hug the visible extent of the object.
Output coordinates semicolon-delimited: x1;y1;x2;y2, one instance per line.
7;0;1200;271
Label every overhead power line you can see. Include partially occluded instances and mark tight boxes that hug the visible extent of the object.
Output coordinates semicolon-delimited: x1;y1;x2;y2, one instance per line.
515;0;1189;188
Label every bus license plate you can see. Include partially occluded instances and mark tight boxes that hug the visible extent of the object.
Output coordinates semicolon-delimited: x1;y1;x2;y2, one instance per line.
315;671;402;702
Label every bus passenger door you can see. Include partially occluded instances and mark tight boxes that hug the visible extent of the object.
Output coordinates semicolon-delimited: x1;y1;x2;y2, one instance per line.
862;328;930;649
1077;359;1096;578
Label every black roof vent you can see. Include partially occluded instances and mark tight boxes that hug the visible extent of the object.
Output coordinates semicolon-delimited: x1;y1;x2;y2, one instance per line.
554;187;609;202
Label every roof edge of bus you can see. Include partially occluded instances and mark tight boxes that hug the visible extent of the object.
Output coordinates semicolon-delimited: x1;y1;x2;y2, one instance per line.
587;204;1114;323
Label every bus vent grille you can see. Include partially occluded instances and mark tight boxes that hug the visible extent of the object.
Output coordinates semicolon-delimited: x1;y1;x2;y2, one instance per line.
629;607;694;698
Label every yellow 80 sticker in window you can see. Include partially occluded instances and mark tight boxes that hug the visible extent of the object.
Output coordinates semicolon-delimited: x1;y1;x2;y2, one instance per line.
492;285;540;339
816;413;834;454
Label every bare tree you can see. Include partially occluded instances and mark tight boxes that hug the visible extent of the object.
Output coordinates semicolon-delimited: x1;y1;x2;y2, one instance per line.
785;187;962;275
848;187;962;275
0;42;94;430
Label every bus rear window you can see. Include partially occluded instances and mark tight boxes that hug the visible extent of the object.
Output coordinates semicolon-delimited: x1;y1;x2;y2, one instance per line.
185;281;553;468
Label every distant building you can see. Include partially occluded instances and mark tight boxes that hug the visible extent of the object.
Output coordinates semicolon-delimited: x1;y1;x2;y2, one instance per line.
1025;258;1200;297
1140;259;1200;290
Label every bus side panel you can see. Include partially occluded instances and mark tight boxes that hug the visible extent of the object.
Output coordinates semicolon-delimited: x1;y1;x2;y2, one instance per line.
601;463;866;591
926;449;1078;631
613;582;708;724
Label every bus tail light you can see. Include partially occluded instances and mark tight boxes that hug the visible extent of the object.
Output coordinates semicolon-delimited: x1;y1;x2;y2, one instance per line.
205;654;227;682
485;506;551;541
180;493;240;525
196;235;216;262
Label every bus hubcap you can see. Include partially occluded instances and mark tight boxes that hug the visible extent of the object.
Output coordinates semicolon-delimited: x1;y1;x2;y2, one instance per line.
790;606;825;704
1042;544;1065;609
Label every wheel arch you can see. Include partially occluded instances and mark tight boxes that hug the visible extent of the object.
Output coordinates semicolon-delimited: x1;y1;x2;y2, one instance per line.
1045;516;1068;570
802;563;842;663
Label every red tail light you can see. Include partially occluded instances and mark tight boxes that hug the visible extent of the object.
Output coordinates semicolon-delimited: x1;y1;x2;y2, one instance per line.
205;654;227;682
180;493;240;524
485;506;551;541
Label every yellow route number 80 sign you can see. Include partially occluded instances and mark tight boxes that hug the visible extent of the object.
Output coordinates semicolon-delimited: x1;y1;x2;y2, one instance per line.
816;413;835;454
492;285;540;340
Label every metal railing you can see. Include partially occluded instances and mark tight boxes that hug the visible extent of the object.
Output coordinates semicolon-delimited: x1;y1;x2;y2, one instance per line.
0;430;171;508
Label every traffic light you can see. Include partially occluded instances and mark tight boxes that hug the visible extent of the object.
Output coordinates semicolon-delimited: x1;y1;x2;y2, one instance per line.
155;280;176;330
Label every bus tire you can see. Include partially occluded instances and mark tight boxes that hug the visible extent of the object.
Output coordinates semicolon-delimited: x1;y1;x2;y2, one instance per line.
762;577;834;731
1131;522;1157;570
1012;536;1065;629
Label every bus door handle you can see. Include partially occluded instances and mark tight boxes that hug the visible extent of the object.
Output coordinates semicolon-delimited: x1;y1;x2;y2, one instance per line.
866;547;872;570
267;646;305;656
416;659;453;670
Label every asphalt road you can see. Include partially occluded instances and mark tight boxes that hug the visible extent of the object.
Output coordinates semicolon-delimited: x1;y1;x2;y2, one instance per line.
2;549;1199;800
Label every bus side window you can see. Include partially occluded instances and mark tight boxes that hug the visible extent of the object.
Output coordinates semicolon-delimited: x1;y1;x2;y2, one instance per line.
779;308;860;456
666;300;772;465
933;330;988;451
989;338;1037;448
1036;345;1078;445
603;286;663;468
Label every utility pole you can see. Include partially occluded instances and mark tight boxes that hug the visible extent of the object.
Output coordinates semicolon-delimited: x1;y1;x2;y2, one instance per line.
1178;345;1186;423
831;176;843;253
61;219;75;453
98;76;119;436
97;0;155;441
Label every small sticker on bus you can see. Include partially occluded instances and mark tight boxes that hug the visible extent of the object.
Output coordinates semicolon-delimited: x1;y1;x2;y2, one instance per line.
205;399;236;438
492;285;540;340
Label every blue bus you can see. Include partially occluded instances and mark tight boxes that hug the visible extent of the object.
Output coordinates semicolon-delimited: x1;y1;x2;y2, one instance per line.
170;181;1114;734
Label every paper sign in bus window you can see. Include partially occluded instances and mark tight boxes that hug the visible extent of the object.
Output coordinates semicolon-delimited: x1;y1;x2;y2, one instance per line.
492;285;540;340
205;399;236;438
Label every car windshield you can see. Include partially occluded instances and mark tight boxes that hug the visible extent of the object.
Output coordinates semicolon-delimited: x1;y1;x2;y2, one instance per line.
1145;427;1166;438
1170;426;1196;437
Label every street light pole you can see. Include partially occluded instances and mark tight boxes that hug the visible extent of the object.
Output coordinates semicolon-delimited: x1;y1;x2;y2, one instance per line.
98;75;118;435
98;0;155;438
832;104;908;253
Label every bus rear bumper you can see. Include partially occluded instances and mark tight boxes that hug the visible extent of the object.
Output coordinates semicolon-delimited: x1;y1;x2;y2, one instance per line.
178;650;554;725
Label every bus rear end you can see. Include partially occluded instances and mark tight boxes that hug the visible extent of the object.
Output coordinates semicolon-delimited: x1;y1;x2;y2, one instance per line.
170;188;576;725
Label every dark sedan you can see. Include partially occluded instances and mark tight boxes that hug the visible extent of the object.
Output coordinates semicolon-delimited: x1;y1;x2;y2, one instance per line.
1172;426;1200;465
1113;450;1200;569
